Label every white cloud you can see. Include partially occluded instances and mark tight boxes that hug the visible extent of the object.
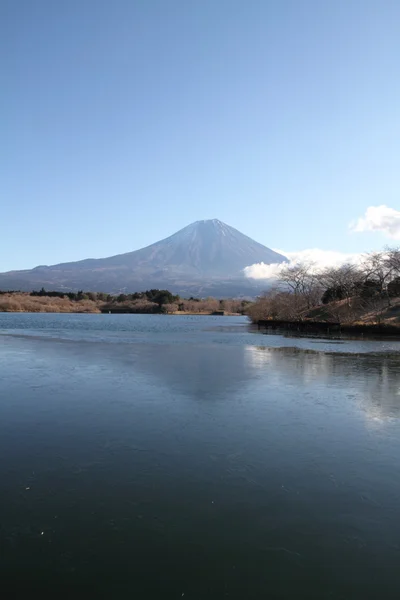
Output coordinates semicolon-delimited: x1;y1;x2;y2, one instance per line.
244;262;286;280
350;205;400;239
244;248;363;280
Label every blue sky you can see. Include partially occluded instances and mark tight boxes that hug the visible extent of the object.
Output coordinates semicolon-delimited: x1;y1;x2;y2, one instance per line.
1;0;400;271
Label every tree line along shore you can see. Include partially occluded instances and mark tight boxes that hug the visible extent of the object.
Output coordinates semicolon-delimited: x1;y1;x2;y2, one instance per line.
0;288;251;315
247;247;400;329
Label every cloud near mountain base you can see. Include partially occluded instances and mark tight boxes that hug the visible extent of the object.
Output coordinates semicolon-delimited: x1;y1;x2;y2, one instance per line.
245;204;400;281
244;249;363;280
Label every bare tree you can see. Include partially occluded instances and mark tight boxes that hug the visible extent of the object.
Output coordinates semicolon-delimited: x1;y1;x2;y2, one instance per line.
278;261;322;311
319;263;364;304
246;289;307;322
386;247;400;275
361;251;395;306
320;263;362;293
248;248;400;326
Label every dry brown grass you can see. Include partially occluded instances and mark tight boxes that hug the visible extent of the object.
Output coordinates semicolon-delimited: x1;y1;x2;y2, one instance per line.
307;296;400;325
0;293;250;315
248;292;400;326
0;293;101;313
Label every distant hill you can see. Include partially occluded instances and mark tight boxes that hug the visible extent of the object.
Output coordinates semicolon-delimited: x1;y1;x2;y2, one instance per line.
0;219;287;296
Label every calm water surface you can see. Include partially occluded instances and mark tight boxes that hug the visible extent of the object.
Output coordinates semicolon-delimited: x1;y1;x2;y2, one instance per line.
1;313;400;598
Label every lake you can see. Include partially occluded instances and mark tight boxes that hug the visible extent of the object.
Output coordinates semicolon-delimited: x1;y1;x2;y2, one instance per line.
1;313;400;598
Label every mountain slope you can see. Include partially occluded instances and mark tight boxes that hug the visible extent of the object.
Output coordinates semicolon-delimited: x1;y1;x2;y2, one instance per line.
0;219;287;296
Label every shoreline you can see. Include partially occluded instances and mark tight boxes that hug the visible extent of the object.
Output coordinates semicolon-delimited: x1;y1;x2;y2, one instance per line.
0;309;242;316
257;319;400;338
